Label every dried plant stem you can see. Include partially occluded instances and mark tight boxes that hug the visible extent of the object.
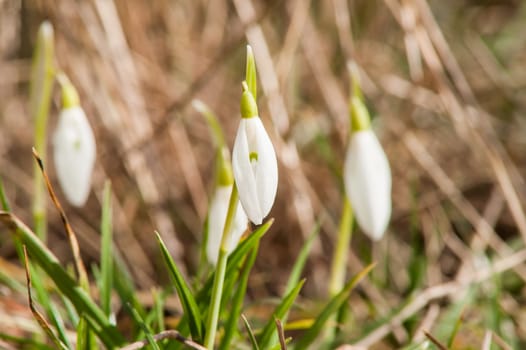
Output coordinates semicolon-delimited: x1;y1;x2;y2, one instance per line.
32;148;89;290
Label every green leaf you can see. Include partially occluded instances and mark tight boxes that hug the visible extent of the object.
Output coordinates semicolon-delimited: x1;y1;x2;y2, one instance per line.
156;231;203;341
0;177;11;211
76;315;97;350
286;221;320;295
257;279;305;349
197;219;273;306
246;45;257;100
0;212;124;348
125;303;161;350
242;314;260;350
294;263;376;350
99;181;113;318
219;244;259;350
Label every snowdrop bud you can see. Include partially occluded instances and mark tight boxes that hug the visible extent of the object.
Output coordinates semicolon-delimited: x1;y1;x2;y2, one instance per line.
207;184;248;265
53;82;96;206
232;85;278;225
344;96;391;240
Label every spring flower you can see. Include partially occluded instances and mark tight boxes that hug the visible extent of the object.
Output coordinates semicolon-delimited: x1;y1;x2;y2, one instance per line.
53;80;96;206
193;100;249;265
343;85;391;240
207;182;248;265
232;85;278;225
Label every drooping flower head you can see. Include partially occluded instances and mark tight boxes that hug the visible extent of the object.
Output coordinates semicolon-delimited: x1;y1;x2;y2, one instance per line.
343;64;391;240
232;46;278;225
53;77;96;206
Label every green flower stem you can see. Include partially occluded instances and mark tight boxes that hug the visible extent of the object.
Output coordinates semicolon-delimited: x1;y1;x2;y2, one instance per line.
326;197;353;344
204;184;240;349
329;196;353;296
31;22;55;242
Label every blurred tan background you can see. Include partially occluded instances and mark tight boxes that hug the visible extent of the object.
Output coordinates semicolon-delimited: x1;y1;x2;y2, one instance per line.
1;2;526;339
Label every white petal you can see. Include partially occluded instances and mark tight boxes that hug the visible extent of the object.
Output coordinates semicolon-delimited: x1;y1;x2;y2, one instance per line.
344;130;391;240
53;106;96;207
252;118;278;219
206;185;248;265
233;118;263;224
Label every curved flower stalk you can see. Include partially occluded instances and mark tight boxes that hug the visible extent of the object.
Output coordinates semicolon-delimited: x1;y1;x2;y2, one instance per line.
343;67;391;240
53;78;96;206
193;100;248;265
232;84;278;225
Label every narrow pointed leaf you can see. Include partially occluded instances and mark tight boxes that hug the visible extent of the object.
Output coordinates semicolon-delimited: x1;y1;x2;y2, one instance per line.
258;279;305;349
196;219;273;305
125;303;161;350
99;181;113;318
156;231;203;341
0;212;124;347
295;263;376;350
285;222;320;294
242;314;260;350
220;244;259;350
246;45;257;100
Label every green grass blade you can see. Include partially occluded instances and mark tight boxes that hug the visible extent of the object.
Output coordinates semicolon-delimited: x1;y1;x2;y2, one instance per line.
0;212;124;347
0;177;11;211
257;279;306;350
125;303;161;350
197;219;273;306
294;263;376;350
0;332;55;350
156;231;203;341
29;261;72;349
219;243;259;350
100;181;113;318
76;315;97;350
113;252;145;317
246;45;257;100
285;221;320;295
242;314;260;350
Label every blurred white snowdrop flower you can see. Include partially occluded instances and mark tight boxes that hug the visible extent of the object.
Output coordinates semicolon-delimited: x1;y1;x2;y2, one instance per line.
232;84;278;225
53;79;96;206
193;100;248;265
343;70;391;240
207;182;248;265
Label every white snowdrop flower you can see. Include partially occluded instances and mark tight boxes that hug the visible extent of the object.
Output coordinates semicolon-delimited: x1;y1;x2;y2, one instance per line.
232;87;278;225
343;96;391;240
53;83;96;207
207;184;248;265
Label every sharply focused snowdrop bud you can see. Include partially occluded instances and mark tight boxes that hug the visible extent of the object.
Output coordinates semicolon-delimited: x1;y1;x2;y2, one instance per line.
343;72;391;240
207;184;248;265
232;85;278;225
53;80;96;206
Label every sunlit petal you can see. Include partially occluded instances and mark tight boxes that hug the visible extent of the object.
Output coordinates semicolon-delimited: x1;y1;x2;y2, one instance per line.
344;130;391;240
53;106;96;207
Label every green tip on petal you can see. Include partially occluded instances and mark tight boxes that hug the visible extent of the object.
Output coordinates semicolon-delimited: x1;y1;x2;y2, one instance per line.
347;62;371;132
216;147;234;186
246;45;257;100
348;61;364;102
240;82;258;119
57;74;80;109
350;96;371;132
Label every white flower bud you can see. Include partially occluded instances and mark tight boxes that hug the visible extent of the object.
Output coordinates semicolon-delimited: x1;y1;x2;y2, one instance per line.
344;130;391;240
232;116;278;225
53;106;96;206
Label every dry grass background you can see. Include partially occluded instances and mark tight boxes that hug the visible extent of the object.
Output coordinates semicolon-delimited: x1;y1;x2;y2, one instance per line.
1;0;526;348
